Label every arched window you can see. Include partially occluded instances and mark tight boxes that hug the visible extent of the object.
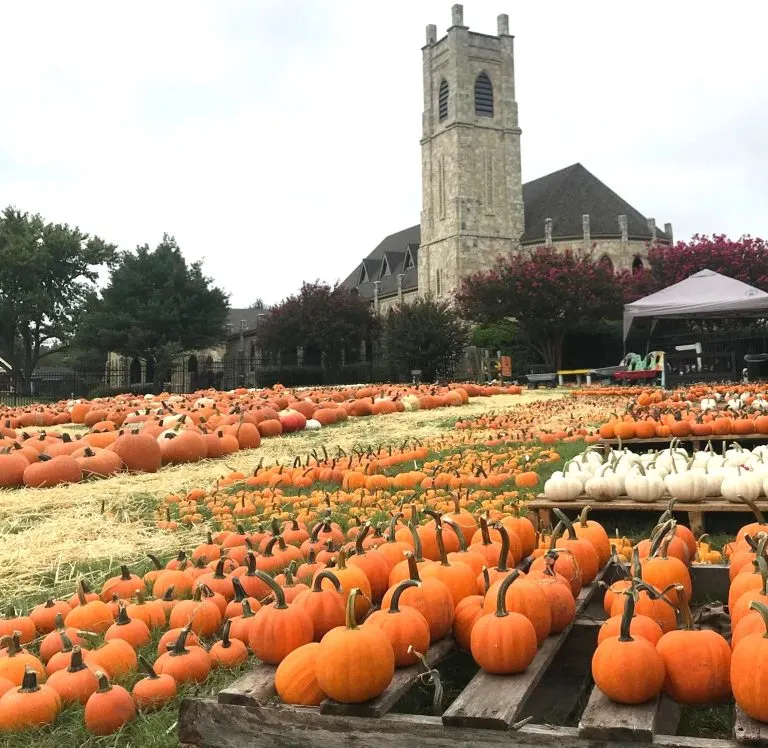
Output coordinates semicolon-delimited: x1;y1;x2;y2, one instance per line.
598;255;614;273
632;256;644;274
474;72;494;117
187;355;198;373
438;79;449;122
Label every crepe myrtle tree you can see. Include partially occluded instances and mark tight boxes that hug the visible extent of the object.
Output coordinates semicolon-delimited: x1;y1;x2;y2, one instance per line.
456;246;624;370
646;234;768;292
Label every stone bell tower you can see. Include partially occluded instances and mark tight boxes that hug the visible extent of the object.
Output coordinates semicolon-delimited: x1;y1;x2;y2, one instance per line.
418;5;524;299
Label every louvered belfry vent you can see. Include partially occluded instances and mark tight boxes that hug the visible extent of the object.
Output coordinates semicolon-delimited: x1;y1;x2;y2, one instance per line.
474;72;493;117
438;79;449;122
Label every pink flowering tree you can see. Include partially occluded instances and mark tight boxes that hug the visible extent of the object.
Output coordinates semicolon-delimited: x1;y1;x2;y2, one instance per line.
456;247;624;369
647;234;768;291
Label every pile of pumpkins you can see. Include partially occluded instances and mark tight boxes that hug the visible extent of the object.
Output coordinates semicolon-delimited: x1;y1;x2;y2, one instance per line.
594;514;768;725
543;440;768;504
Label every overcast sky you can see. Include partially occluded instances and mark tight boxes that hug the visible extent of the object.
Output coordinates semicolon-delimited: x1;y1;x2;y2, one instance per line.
1;1;766;307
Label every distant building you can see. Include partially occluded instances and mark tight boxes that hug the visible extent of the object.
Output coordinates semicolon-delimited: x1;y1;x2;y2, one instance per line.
341;5;672;313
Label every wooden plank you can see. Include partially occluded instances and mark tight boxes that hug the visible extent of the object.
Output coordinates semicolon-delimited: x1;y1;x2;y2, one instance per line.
530;497;768;513
734;705;768;744
599;434;768;446
218;664;277;706
578;685;660;742
320;636;455;717
178;697;733;748
441;567;604;730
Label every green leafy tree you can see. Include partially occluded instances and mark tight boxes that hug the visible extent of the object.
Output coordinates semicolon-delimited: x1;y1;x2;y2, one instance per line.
257;281;378;365
0;206;116;382
76;235;229;384
383;296;468;381
457;247;624;368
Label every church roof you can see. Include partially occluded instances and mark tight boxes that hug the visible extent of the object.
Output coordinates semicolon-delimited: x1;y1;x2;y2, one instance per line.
521;162;671;244
342;164;669;300
340;225;420;299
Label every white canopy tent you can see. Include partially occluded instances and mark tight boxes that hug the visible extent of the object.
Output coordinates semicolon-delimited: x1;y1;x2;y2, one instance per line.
623;269;768;340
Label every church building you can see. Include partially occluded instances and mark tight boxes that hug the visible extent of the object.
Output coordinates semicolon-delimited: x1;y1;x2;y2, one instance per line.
341;5;672;313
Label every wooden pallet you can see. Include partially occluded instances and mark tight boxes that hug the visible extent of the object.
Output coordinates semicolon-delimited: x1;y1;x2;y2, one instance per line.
528;497;768;536
178;563;762;748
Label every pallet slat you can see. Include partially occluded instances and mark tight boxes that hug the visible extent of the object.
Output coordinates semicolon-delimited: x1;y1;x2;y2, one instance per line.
320;636;455;717
578;686;660;743
734;706;768;744
442;567;604;729
218;665;277;706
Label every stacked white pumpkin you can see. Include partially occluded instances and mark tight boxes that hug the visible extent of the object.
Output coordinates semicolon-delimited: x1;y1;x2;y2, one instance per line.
543;442;768;504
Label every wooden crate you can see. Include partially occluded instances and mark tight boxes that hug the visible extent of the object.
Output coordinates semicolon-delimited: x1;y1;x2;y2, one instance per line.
177;563;762;748
527;496;768;536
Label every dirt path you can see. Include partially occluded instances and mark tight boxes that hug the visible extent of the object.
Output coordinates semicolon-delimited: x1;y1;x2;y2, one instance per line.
0;390;566;599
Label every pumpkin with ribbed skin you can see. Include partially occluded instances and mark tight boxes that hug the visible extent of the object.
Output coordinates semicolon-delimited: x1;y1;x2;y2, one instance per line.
154;626;212;684
23;454;81;487
0;605;36;644
0;667;61;731
30;599;71;635
209;620;249;669
84;671;136;735
132;655;177;712
248;571;313;664
471;572;537;673
453;594;485;651
598;612;663;645
65;580;114;634
365;580;430;667
46;647;99;705
315;589;395;703
731;600;768;721
656;590;731;704
592;592;665;704
292;571;346;642
420;522;478;606
572;506;611;567
482;569;552;645
0;633;46;685
110;429;162;473
274;643;326;706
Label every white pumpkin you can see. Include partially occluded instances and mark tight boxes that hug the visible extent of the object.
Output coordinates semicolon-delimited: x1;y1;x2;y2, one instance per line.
625;465;665;503
724;444;752;467
664;468;707;502
720;466;761;503
584;465;621;502
576;448;604;470
305;419;322;430
543;474;582;502
700;398;718;411
402;394;421;412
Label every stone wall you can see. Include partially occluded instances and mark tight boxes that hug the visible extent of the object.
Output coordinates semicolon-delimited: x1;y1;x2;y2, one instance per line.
544;238;655;272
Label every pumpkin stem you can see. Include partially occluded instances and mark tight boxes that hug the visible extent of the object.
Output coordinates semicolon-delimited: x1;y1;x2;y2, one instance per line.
162;586;176;602
345;588;360;630
94;670;113;693
388;579;420;613
354;523;371;555
443;517;468;552
387;511;404;541
405;551;421;582
76;578;89;607
67;645;88;673
490;522;511;573
481;566;491;593
434;525;450;567
138;654;160;679
748;600;768;638
240;600;257;618
312;570;342;593
549;521;566;549
578;506;592;527
220;619;233;648
739;495;766;525
553;508;578;539
170;624;193;656
675;586;694;630
618;589;637;642
18;666;41;693
494;571;520;618
253;570;287;609
479;515;492;546
115;602;132;626
408;523;425;563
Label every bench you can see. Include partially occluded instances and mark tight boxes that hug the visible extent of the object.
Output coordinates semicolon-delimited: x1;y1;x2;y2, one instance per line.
557;369;592;386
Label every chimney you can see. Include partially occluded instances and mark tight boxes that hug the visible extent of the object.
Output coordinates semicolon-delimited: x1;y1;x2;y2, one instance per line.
497;13;509;36
664;222;673;243
450;4;465;29
544;217;553;246
582;214;591;252
425;24;437;45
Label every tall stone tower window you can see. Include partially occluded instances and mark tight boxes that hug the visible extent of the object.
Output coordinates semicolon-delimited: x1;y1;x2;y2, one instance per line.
474;72;494;117
438;79;449;122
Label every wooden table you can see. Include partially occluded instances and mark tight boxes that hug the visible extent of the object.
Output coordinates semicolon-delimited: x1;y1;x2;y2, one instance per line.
529;495;768;535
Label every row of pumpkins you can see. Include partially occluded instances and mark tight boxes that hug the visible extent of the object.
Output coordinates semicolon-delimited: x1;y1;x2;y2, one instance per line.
544;440;768;504
4;501;768;734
